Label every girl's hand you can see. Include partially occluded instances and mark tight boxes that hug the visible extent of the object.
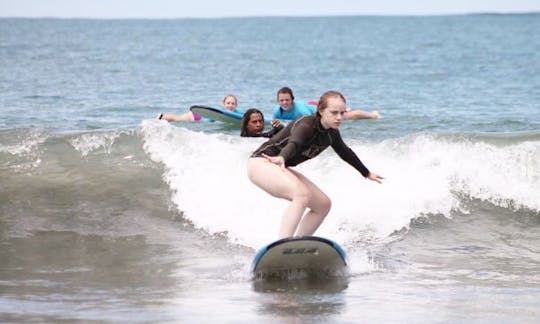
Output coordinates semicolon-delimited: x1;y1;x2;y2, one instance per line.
270;119;281;128
367;172;384;184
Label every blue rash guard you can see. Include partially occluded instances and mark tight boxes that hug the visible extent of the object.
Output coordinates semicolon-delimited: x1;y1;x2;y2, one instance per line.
231;107;244;115
272;100;316;120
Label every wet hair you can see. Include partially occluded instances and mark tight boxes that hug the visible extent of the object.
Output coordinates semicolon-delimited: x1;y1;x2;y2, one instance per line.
222;94;238;105
276;87;295;101
317;90;346;117
240;108;264;137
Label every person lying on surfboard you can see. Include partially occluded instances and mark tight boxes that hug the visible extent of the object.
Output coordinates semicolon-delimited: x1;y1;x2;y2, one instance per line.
273;86;381;121
157;94;243;122
248;90;384;239
240;108;284;138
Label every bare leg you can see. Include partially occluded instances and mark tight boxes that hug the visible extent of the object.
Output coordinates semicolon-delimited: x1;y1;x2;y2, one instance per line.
288;168;331;236
247;158;331;238
159;112;196;122
343;109;381;120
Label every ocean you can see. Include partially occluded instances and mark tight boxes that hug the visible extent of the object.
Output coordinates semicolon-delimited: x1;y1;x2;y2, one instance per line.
1;14;539;323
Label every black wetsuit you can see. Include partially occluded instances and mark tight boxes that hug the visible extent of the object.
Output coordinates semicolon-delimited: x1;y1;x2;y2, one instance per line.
242;124;284;138
251;115;370;177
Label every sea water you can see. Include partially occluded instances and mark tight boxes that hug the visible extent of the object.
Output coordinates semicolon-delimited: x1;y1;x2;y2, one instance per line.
1;15;539;323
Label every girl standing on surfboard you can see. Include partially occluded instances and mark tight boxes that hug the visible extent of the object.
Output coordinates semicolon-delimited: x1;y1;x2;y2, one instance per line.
247;90;384;239
157;94;240;122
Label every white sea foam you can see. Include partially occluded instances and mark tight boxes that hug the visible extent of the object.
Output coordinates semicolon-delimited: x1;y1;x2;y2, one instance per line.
142;121;540;251
0;129;48;156
68;131;123;157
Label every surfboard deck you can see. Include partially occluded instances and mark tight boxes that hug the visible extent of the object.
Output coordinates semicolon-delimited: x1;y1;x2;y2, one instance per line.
190;105;243;126
251;236;348;279
190;105;272;126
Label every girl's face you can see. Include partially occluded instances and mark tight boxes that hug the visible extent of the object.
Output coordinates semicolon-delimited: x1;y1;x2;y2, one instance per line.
319;97;346;129
223;96;237;111
277;93;293;110
246;113;264;135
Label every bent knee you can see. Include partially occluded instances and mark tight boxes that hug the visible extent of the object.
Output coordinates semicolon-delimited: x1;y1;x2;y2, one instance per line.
296;191;331;214
319;195;332;214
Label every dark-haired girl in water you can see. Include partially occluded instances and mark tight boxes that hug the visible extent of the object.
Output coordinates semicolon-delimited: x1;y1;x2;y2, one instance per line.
247;90;384;239
240;108;283;138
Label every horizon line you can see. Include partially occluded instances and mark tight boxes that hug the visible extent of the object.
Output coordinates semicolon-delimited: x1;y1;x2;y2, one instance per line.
1;11;539;20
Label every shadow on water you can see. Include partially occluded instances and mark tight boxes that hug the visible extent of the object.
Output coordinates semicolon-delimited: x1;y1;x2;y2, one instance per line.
252;275;349;320
253;274;349;293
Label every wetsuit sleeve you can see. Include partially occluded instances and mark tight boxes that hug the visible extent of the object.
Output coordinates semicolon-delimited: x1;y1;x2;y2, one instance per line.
278;121;312;165
274;123;284;132
331;131;370;177
261;124;283;138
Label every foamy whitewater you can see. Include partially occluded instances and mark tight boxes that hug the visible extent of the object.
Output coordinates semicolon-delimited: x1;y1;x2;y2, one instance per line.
1;15;539;323
140;121;539;248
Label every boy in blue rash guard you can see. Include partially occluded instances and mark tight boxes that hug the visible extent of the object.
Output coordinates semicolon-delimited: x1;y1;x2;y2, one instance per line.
248;90;384;239
272;86;382;121
272;87;316;120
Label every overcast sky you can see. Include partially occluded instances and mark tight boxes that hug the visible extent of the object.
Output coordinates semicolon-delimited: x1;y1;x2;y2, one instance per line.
1;0;539;18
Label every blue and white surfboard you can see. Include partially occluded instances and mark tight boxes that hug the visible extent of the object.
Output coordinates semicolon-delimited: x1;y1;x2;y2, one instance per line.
190;105;272;126
190;105;243;125
251;236;348;278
